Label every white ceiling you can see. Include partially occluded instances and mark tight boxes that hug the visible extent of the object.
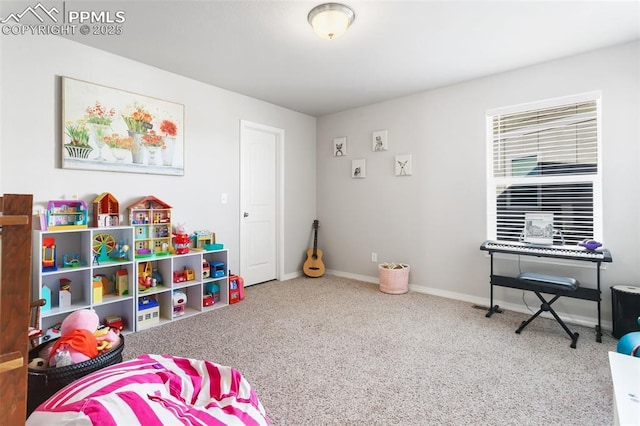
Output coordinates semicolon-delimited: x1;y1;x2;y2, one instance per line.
64;0;640;117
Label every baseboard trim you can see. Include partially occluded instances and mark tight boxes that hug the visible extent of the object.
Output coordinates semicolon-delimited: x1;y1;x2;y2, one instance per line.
322;269;612;332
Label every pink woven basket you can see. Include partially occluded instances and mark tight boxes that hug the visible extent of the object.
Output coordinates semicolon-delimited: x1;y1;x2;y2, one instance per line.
378;263;410;294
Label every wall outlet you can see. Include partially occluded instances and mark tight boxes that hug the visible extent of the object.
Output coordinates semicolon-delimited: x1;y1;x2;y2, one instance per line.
371;252;377;263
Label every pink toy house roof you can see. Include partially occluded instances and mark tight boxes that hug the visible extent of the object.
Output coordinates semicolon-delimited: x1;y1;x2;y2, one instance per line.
127;196;172;210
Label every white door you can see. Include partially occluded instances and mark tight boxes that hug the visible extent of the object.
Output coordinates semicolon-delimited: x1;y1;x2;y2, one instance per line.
240;120;283;286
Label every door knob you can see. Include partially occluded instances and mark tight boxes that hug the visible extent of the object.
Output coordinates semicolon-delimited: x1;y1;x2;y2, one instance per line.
243;212;249;217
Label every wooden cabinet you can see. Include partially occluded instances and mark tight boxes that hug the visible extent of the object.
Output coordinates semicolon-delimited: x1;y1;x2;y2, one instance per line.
0;194;33;422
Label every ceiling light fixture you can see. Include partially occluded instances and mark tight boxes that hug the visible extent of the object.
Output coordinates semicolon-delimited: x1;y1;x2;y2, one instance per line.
307;3;355;40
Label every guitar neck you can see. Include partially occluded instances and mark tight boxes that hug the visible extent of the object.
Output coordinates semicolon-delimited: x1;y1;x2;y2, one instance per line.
312;228;318;256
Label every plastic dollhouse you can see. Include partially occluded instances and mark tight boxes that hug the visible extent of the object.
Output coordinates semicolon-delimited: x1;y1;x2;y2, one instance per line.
46;200;88;230
137;296;159;329
127;196;172;257
92;192;120;228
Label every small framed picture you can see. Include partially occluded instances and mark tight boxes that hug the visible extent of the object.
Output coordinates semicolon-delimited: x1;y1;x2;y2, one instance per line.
352;159;366;178
333;137;347;157
395;154;412;176
372;130;388;151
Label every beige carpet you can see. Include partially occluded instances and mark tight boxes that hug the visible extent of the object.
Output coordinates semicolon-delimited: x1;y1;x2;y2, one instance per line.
122;275;617;425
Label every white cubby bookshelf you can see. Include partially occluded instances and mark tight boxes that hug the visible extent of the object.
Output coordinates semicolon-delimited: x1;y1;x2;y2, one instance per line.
31;226;229;336
32;227;136;335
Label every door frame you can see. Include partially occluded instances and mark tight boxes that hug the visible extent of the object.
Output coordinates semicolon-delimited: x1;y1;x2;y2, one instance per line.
239;119;285;284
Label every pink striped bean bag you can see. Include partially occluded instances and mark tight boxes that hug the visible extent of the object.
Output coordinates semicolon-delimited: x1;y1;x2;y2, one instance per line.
27;354;269;425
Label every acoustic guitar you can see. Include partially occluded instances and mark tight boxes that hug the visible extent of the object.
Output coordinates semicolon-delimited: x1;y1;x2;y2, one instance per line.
303;220;325;278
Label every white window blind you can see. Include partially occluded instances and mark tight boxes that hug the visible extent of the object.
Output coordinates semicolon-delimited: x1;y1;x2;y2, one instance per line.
486;95;602;245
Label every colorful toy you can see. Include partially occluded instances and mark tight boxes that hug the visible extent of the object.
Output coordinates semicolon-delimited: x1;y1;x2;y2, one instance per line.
173;223;190;254
229;274;244;304
173;270;186;283
173;290;187;316
42;322;61;342
138;296;160;329
204;282;220;303
173;268;194;283
48;309;119;367
127;196;172;257
62;253;85;268
94;326;118;351
115;269;128;296
92;276;103;304
152;268;164;286
173;233;190;254
617;317;640;357
192;230;216;250
41;284;52;311
138;261;160;292
93;233;117;262
92;192;120;228
46;199;88;230
202;260;211;278
42;237;57;271
110;240;130;261
203;293;214;306
105;315;124;332
59;278;72;308
212;262;225;278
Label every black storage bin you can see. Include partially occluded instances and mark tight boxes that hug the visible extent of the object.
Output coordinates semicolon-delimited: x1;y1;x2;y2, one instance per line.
611;285;640;339
27;334;124;417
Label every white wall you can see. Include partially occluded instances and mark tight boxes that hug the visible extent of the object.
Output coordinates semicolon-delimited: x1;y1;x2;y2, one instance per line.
0;35;317;277
317;41;640;328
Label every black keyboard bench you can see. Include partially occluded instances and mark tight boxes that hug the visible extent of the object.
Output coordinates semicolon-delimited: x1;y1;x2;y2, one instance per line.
515;272;580;348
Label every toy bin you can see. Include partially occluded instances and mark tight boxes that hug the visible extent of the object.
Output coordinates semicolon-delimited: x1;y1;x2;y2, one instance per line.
611;285;640;338
27;335;124;416
378;263;410;294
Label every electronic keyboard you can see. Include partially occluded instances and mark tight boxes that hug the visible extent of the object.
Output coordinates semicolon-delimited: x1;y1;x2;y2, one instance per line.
480;240;612;263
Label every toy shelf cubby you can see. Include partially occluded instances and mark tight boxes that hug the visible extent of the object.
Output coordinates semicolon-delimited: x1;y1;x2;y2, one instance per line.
202;250;229;311
32;227;136;335
134;249;229;331
32;226;230;337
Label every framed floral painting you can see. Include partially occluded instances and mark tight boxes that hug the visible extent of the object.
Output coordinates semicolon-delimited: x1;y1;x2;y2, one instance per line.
61;77;185;175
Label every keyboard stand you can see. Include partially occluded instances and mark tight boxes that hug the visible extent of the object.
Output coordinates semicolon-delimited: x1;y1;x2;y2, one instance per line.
483;250;604;345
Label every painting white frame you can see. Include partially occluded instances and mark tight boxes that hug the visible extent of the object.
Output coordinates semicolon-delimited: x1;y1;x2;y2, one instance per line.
333;137;347;157
395;154;412;176
352;159;366;178
372;130;388;151
62;76;185;176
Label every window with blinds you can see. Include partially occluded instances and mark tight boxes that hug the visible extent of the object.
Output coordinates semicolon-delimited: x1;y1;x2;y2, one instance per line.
486;95;602;245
